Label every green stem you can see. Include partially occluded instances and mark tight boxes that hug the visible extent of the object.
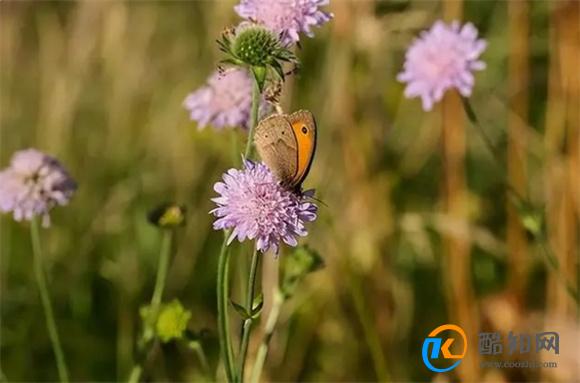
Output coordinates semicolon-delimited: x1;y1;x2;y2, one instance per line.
461;96;579;305
249;290;284;383
217;231;236;382
349;272;390;382
244;76;261;159
461;96;526;202
150;231;172;312
127;230;173;383
189;341;210;377
237;247;261;382
537;232;579;304
222;72;261;382
30;218;70;383
127;365;142;383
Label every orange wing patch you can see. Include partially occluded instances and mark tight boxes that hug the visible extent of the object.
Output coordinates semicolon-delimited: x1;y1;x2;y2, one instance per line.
290;120;316;187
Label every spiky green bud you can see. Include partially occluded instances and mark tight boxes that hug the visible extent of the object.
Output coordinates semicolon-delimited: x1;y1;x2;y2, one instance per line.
232;26;281;66
217;23;298;91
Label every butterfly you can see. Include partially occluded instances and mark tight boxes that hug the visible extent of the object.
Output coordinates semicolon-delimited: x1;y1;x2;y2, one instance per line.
254;110;317;192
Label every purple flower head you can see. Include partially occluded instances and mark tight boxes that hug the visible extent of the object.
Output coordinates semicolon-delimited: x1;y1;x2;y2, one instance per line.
0;149;76;226
397;20;487;111
235;0;333;45
184;67;267;130
211;160;317;254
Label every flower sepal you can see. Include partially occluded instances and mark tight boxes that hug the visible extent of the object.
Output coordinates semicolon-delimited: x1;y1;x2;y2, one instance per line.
251;65;267;92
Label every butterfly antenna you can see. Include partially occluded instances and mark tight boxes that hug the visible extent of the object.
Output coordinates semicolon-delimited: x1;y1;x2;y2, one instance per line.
305;194;328;208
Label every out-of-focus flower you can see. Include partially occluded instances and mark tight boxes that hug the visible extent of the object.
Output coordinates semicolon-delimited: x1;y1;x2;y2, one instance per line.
397;20;487;111
184;67;268;130
210;160;317;254
140;300;192;343
235;0;333;45
148;203;186;228
218;23;297;89
155;300;192;343
0;149;76;226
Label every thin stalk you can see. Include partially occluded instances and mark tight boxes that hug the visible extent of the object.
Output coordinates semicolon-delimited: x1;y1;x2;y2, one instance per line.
461;97;579;305
222;69;261;382
461;96;504;165
30;218;70;383
189;341;210;377
217;231;236;382
150;231;172;312
237;247;261;382
244;77;261;159
349;271;390;382
249;290;284;383
461;96;526;202
537;232;579;304
127;230;173;383
127;366;142;383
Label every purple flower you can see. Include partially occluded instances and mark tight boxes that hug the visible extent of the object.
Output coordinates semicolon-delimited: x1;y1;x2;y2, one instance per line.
397;20;487;111
211;160;317;254
234;0;333;45
0;149;76;226
184;68;262;130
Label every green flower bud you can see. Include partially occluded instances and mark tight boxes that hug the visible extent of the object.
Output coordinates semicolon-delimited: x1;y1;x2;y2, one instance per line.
148;203;186;228
521;211;542;236
231;26;280;66
155;300;192;343
217;23;298;91
514;199;543;236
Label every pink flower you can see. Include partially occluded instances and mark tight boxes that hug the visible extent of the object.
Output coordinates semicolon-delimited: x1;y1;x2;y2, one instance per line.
398;20;487;111
211;160;317;254
235;0;333;45
184;68;265;130
0;149;76;226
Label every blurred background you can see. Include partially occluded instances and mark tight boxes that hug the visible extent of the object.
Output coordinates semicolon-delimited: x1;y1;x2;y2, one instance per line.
1;1;578;382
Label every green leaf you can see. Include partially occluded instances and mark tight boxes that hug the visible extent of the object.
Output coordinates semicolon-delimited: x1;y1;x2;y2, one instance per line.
219;58;245;67
230;300;251;320
251;293;264;318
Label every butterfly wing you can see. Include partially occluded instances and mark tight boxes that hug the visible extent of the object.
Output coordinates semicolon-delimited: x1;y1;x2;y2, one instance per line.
254;114;298;186
287;110;317;189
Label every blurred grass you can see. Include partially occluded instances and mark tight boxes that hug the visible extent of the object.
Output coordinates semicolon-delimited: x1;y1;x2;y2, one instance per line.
1;1;578;382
